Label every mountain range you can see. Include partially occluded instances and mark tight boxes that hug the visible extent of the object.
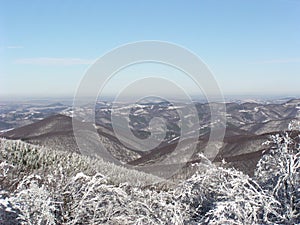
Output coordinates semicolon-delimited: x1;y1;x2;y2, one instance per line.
1;98;300;178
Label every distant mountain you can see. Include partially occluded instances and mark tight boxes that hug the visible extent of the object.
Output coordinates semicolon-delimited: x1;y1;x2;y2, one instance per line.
0;101;73;129
0;114;281;177
2;98;300;177
3;114;72;139
45;102;67;107
1;114;141;163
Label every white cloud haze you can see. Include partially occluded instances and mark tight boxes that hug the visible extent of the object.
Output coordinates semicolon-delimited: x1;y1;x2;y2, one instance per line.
15;57;93;66
6;46;24;49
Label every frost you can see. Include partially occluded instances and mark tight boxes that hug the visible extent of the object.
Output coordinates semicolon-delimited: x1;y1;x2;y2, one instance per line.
0;134;299;224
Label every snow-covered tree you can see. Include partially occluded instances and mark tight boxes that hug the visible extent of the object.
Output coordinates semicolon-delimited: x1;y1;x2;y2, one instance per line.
2;132;299;224
9;174;57;225
255;120;300;223
62;172;184;224
178;159;280;224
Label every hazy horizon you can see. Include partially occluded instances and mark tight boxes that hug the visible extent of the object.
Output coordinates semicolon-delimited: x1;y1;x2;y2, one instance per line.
1;93;299;103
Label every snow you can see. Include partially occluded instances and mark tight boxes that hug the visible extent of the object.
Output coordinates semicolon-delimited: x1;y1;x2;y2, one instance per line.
239;109;251;113
133;108;145;115
0;128;14;133
0;198;9;208
72;172;89;181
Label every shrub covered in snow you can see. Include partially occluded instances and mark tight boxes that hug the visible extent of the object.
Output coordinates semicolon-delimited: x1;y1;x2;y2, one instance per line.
0;124;299;225
255;121;300;223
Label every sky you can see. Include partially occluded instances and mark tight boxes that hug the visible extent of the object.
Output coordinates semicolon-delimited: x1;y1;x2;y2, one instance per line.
0;0;300;99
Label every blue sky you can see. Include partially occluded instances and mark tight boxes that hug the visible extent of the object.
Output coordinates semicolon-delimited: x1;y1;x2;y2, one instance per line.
0;0;300;98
